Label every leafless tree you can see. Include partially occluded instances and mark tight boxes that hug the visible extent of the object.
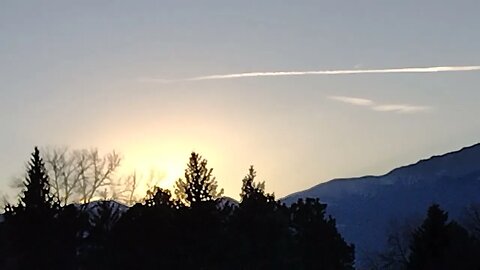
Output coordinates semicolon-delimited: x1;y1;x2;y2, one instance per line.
12;147;168;206
42;147;122;205
364;217;421;270
463;203;480;239
78;149;121;203
43;147;81;205
113;169;163;205
99;171;138;205
118;171;138;205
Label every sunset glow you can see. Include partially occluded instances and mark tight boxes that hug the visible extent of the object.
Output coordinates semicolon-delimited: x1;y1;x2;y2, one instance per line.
1;1;480;202
2;1;480;268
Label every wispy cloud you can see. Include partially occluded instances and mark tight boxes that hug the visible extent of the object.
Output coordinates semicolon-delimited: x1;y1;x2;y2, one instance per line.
140;65;480;83
372;104;431;114
328;96;431;114
328;96;374;106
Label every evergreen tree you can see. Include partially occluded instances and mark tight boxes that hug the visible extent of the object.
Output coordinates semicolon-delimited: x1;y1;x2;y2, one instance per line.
407;204;480;270
290;198;355;270
230;166;291;269
240;165;266;200
173;153;226;268
144;186;176;208
1;147;61;270
175;152;223;207
408;204;449;270
5;147;59;216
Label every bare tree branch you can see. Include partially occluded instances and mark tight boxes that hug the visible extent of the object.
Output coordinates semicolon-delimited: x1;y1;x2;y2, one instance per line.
43;147;123;205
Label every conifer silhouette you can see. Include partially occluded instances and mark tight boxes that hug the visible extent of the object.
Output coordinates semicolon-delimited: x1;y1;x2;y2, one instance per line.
290;198;355;270
5;147;59;216
175;152;223;207
0;149;362;270
1;147;61;270
230;166;291;269
407;204;480;270
240;165;268;201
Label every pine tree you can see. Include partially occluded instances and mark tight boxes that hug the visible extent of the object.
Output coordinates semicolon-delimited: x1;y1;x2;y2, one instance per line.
5;147;59;217
174;152;223;207
144;186;175;208
290;198;355;270
407;204;480;270
1;147;61;270
240;165;267;201
230;166;292;269
408;204;449;270
171;153;226;268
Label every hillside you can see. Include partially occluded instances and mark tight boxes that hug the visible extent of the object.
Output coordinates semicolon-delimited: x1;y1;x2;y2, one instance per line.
283;143;480;263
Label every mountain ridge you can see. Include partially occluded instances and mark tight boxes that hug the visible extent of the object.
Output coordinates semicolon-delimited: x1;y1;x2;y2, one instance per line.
287;142;480;198
282;142;480;267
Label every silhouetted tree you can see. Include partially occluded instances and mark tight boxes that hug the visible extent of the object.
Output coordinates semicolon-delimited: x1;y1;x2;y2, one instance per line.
175;152;223;207
229;166;292;269
1;147;62;270
367;218;420;270
408;204;480;270
240;165;266;200
290;198;355;270
463;202;480;239
0;149;359;270
5;147;59;216
109;186;178;269
173;153;227;269
42;147;122;205
144;186;176;208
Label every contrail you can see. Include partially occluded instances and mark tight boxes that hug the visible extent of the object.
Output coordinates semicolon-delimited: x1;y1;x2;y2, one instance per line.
181;65;480;81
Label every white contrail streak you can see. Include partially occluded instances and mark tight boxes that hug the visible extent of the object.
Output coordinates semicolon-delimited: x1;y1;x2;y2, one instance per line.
328;96;374;106
183;65;480;81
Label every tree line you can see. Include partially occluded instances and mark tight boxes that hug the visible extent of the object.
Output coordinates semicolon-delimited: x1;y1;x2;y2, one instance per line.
367;203;480;270
0;147;354;270
1;147;480;269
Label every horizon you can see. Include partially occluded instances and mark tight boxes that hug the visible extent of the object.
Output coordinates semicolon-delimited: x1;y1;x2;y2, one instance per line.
2;1;480;202
2;134;478;204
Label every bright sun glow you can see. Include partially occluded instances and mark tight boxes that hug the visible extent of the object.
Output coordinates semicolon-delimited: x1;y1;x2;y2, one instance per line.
118;145;188;199
108;126;225;202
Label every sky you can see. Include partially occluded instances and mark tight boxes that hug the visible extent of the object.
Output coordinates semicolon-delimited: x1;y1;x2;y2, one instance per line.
1;1;480;200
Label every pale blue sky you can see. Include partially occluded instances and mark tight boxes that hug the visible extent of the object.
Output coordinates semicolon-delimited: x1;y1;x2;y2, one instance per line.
1;1;480;199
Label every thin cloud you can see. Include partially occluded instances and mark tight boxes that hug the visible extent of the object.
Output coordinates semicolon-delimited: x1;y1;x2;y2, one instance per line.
372;104;432;114
328;96;374;106
329;96;431;114
174;65;480;82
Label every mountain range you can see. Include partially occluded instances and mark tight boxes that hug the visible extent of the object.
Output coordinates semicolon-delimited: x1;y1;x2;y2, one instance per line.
1;143;480;267
283;143;480;265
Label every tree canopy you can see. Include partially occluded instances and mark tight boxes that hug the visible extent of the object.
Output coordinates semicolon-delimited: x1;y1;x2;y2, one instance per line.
0;148;357;269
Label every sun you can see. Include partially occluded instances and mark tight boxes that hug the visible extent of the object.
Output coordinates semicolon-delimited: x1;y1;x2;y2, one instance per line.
118;148;187;199
113;132;223;202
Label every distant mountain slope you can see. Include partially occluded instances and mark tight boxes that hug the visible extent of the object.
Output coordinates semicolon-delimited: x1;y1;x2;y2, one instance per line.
283;143;480;264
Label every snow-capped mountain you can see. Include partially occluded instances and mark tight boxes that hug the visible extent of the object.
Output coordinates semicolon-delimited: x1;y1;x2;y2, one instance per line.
76;200;129;218
283;143;480;263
